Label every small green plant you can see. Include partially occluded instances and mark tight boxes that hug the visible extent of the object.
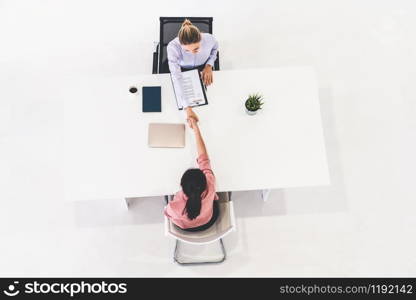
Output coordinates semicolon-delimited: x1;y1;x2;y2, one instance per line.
245;93;264;111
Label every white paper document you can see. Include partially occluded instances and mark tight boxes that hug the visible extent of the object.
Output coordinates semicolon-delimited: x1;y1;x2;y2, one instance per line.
171;69;208;110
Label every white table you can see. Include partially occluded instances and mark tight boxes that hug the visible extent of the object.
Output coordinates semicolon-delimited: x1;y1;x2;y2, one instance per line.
63;67;329;205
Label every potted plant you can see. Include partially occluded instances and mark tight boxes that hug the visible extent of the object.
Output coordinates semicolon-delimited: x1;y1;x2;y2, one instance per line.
245;93;264;115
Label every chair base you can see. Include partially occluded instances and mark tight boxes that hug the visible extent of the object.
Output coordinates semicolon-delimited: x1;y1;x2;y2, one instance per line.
173;239;227;265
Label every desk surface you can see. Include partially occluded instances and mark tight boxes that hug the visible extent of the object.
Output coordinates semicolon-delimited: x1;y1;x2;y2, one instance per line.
64;67;329;201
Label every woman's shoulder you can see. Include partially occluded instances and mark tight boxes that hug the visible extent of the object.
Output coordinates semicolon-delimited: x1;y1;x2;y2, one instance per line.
168;191;186;211
201;33;217;47
167;37;181;50
173;190;187;201
202;32;215;40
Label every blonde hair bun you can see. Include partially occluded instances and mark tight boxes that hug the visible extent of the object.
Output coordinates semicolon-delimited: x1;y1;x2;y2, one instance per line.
178;18;201;45
182;19;193;27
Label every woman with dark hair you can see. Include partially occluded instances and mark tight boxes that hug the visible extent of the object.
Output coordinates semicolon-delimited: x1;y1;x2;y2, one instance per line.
164;117;219;231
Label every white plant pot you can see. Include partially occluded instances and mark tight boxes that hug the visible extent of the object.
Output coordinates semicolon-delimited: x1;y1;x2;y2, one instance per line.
245;108;258;115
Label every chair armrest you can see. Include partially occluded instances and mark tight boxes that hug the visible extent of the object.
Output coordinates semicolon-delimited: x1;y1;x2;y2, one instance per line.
214;51;220;71
164;195;174;204
152;42;159;74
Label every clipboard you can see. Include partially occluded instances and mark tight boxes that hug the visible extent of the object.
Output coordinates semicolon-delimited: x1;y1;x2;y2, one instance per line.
170;69;208;110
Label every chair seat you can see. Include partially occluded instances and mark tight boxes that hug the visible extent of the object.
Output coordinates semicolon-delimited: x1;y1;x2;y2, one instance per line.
165;192;235;245
168;201;233;244
165;192;235;264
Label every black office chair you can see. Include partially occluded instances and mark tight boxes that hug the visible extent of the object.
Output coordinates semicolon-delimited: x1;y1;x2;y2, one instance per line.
152;17;220;74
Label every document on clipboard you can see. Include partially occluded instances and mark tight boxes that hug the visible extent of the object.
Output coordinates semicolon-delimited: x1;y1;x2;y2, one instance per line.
171;69;208;110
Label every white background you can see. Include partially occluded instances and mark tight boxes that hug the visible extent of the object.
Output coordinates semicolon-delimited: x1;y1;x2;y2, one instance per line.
0;0;415;276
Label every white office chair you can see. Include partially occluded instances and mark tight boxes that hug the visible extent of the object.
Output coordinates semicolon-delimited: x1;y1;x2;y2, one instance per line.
164;192;236;265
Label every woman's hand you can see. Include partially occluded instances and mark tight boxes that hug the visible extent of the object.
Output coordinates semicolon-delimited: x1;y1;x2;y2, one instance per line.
185;107;199;123
187;116;199;130
201;65;213;86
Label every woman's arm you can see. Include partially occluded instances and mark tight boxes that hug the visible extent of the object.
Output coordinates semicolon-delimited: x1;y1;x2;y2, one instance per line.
188;117;207;157
167;43;191;109
168;43;199;122
201;36;218;86
206;35;219;67
185;107;199;122
188;117;216;191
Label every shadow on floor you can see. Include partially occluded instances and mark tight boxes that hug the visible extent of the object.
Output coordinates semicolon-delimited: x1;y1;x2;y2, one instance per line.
71;196;166;228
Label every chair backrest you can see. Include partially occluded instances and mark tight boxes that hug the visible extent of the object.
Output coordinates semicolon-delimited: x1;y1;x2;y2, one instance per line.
165;194;236;245
158;17;213;74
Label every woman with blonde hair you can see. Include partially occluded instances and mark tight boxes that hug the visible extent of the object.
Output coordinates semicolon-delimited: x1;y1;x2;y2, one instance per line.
167;19;219;122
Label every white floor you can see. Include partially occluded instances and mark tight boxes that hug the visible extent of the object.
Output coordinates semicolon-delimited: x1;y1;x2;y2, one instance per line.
1;0;416;276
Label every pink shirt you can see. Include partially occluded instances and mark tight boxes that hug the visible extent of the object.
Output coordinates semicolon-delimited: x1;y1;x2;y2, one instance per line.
164;154;219;229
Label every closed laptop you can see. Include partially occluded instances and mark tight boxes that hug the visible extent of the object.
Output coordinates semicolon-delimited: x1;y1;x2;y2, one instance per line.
148;123;185;148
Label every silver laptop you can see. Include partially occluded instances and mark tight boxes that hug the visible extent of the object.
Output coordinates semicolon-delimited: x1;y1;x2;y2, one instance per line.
148;123;185;148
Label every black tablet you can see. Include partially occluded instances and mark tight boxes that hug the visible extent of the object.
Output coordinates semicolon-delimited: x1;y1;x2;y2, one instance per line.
142;86;161;112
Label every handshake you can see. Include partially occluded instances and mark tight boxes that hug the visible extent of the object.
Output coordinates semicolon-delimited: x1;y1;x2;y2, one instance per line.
185;107;199;130
185;107;206;153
